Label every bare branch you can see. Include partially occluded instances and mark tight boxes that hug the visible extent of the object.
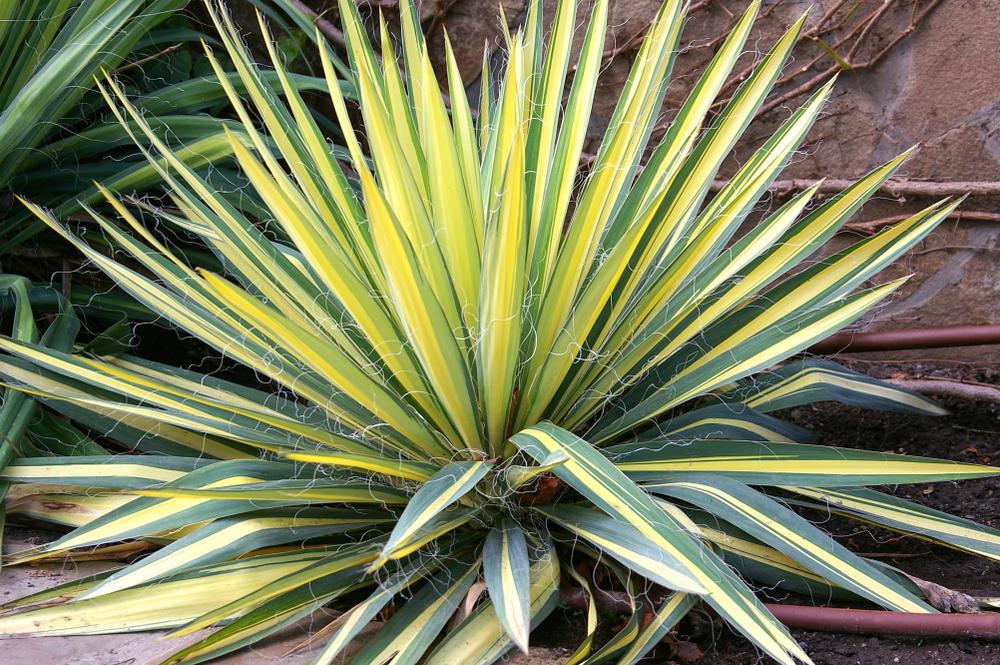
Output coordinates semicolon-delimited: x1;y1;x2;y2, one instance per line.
709;177;1000;199
844;211;1000;235
887;378;1000;405
287;0;346;48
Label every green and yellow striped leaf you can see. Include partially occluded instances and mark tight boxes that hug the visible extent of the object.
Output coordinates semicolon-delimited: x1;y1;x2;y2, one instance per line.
309;557;439;665
424;544;561;664
32;460;309;554
0;569;119;612
159;564;363;665
282;450;438;483
608;438;1000;486
650;475;932;612
348;558;481;665
504;450;569;489
784;486;1000;562
168;538;385;638
1;455;206;489
639;402;814;443
737;359;947;415
578;558;643;663
6;491;130;530
374;506;482;568
83;507;392;598
590;280;909;441
530;8;811;424
536;504;702;594
616;592;696;665
685;509;847;603
511;423;807;665
129;478;410;505
373;460;489;568
483;519;532;652
0;548;335;636
563;562;598;665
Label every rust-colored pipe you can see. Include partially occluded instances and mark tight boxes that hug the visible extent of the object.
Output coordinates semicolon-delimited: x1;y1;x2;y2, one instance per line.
765;604;1000;639
559;589;1000;640
809;324;1000;354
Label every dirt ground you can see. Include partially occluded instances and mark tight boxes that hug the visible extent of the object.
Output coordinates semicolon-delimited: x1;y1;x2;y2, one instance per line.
3;359;1000;664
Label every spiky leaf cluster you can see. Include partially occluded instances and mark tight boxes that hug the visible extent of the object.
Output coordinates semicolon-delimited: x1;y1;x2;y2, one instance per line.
1;1;998;664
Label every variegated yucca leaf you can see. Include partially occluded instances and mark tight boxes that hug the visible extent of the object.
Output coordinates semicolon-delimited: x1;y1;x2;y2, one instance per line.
732;358;948;415
0;548;341;634
0;0;996;663
483;519;533;653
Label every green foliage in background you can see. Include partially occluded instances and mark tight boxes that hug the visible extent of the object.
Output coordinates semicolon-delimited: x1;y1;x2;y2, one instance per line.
0;0;338;257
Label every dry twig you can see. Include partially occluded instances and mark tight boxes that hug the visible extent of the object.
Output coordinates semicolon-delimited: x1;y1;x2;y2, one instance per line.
844;211;1000;235
756;0;943;116
886;378;1000;405
288;0;346;47
709;177;1000;199
111;43;182;75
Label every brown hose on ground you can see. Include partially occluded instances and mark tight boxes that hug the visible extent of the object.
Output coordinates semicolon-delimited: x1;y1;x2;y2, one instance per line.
809;325;1000;354
765;604;1000;639
558;589;1000;639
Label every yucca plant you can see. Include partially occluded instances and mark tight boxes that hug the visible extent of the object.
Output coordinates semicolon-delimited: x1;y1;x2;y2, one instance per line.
1;0;999;663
